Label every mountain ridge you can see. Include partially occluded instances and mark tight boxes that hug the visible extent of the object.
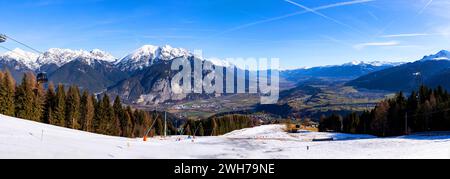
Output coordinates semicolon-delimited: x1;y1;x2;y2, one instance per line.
347;50;450;92
3;46;449;104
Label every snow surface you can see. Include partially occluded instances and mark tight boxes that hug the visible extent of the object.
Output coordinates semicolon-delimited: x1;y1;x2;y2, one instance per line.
1;114;450;159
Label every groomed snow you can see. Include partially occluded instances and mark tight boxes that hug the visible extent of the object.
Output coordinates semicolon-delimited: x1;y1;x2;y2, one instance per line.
1;114;450;159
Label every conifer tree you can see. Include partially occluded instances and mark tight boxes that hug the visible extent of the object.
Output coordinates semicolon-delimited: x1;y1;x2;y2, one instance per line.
95;95;106;134
91;95;101;133
43;83;55;124
3;70;15;116
125;106;135;132
112;96;133;137
0;70;15;115
122;111;133;137
371;101;390;136
0;71;5;114
113;96;123;116
32;74;45;122
132;110;150;137
100;94;120;136
14;73;35;120
185;124;192;136
198;122;205;136
80;91;95;132
54;84;66;127
132;110;143;137
113;96;125;135
211;118;218;136
65;86;81;129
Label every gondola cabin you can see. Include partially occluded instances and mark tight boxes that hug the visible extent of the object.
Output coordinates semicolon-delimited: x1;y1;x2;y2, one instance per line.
36;72;48;84
0;34;6;43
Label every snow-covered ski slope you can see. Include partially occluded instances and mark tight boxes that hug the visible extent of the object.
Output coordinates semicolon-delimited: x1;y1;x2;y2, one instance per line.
1;114;450;159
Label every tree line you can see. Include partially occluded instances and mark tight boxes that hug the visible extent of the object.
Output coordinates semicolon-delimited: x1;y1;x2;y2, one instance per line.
181;115;259;136
319;85;450;137
0;70;178;138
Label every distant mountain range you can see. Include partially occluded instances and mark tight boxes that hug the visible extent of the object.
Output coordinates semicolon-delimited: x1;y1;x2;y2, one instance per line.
0;48;125;92
0;45;225;104
280;60;403;82
108;45;206;104
2;45;450;104
0;48;38;80
347;50;450;92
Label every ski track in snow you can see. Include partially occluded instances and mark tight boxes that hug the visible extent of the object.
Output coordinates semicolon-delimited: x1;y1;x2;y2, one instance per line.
1;114;450;159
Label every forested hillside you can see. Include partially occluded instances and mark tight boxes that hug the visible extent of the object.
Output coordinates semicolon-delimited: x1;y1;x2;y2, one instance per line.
320;86;450;137
0;69;178;137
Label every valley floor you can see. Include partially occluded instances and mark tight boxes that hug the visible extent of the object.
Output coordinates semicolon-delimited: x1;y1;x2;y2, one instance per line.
1;114;449;159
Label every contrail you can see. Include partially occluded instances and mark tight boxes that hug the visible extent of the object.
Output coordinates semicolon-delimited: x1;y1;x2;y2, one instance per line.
216;12;307;36
381;33;430;38
212;0;375;37
354;41;399;50
284;0;358;32
418;0;433;15
379;0;433;37
313;0;374;11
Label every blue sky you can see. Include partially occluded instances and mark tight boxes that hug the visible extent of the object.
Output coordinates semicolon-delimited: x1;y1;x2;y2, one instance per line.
1;0;450;69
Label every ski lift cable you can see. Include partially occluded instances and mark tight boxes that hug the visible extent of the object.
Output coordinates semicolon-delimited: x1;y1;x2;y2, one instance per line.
1;34;48;83
0;45;37;61
144;111;161;137
2;34;44;54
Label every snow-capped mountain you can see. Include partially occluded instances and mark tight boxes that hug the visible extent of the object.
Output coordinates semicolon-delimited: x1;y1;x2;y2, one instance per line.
0;48;124;92
34;48;124;92
108;45;207;104
116;45;192;71
0;48;37;80
420;50;450;61
109;45;247;104
1;45;231;73
37;48;116;67
0;48;117;69
348;50;450;92
49;58;128;93
343;60;404;67
0;48;39;69
281;60;402;82
89;49;116;62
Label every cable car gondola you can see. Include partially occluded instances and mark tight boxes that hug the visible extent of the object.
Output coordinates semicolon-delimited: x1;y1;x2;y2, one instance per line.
0;33;48;85
36;72;48;84
0;34;6;43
